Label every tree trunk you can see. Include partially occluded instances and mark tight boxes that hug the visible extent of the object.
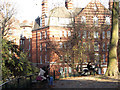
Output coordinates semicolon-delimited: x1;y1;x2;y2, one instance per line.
105;2;119;78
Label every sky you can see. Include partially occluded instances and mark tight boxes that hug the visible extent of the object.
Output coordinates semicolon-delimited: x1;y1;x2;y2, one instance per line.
8;0;110;22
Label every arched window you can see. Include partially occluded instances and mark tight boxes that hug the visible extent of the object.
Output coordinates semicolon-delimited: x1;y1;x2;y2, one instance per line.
105;17;110;25
81;16;86;23
93;16;98;26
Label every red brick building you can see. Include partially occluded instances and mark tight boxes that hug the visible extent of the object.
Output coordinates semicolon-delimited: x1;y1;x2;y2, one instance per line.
32;0;120;77
20;20;33;62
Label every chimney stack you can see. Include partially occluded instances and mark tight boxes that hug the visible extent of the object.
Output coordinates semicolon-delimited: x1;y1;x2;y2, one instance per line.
65;0;73;11
41;0;48;27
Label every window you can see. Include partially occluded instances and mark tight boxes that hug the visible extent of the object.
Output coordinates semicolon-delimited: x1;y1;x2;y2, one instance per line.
23;40;24;45
68;31;71;36
81;16;86;23
105;17;110;25
93;16;98;26
59;42;63;48
64;31;67;37
40;55;42;64
95;53;99;63
103;54;106;63
94;42;99;51
40;32;42;39
64;67;67;74
93;3;97;11
20;40;22;45
60;67;63;76
102;31;105;39
69;55;71;61
8;30;12;35
107;31;110;39
83;42;87;50
69;67;72;73
40;43;42;51
45;55;47;63
64;43;66;49
78;31;81;38
40;18;42;27
103;42;105;51
45;31;47;39
94;31;99;38
82;31;86;39
64;55;67;61
88;32;91;38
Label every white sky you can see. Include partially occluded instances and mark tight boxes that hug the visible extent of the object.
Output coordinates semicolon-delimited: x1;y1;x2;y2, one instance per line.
8;0;110;22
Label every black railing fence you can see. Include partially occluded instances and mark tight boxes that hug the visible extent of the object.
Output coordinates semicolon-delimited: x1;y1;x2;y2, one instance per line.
0;73;38;89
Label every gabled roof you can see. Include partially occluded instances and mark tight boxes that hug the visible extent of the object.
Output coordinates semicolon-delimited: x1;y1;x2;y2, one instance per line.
76;0;112;16
49;7;72;18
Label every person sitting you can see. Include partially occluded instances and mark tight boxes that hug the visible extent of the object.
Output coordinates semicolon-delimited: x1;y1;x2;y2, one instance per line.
87;62;95;75
38;68;47;81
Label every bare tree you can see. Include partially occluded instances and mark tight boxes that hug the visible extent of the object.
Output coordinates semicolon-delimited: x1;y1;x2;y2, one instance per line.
0;1;16;38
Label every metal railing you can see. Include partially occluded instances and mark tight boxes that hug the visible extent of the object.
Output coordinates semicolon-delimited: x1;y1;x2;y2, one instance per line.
0;73;38;89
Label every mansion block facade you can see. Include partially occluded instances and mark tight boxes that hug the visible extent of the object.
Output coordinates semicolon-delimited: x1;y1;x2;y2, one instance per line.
32;0;120;77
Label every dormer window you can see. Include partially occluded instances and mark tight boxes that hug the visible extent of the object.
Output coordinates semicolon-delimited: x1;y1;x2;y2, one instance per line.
105;17;110;25
93;16;98;26
81;16;86;23
93;3;97;11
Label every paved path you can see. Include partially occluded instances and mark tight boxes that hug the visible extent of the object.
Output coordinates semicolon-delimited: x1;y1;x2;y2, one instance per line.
53;76;120;88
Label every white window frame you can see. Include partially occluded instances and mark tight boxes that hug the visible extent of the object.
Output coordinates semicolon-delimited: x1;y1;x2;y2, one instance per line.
95;53;99;63
102;31;105;39
20;40;22;45
81;16;86;23
68;31;71;36
69;67;72;73
59;42;63;48
88;32;91;38
93;16;98;26
103;42;105;51
82;31;86;39
40;18;42;27
105;17;110;25
40;32;42;39
64;67;67;74
94;42;99;51
45;31;47;39
64;31;67;37
40;43;42;51
107;31;110;39
94;31;99;38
